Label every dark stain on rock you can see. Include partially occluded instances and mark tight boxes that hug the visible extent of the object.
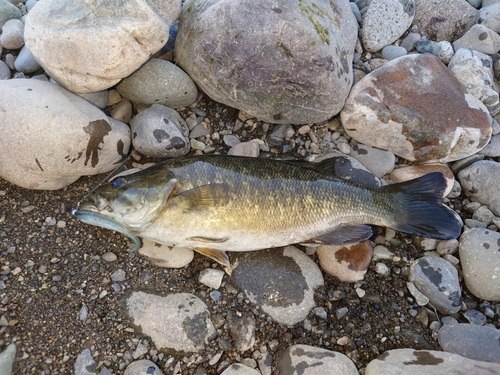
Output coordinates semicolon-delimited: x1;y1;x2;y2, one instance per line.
273;113;282;121
404;350;444;366
335;242;372;271
153;129;170;143
65;152;83;164
478;32;488;41
232;249;306;307
35;158;44;172
497;237;500;248
484;242;490;249
116;139;127;162
419;258;442;287
83;119;111;168
182;312;209;348
352;144;368;155
377;351;390;361
291;346;336;360
170;137;186;149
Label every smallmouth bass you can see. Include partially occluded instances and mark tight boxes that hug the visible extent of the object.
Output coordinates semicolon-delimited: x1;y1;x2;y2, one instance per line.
73;155;463;267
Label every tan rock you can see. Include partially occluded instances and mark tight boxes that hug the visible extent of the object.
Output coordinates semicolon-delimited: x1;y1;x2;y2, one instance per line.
317;241;373;282
390;164;455;196
139;239;194;268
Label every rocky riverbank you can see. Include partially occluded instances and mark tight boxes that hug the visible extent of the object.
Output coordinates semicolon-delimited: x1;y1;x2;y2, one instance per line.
1;0;500;374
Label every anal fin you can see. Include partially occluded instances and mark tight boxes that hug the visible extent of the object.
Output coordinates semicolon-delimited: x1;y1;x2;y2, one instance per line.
313;224;373;246
194;247;231;269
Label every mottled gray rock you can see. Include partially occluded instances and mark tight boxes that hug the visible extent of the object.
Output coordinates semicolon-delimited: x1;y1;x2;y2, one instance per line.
458;160;500;216
449;48;500;115
232;246;324;325
220;364;261;375
0;19;24;50
24;0;179;93
479;2;500;33
341;54;492;163
438;323;500;363
228;141;260;157
361;0;415;52
116;58;198;108
459;228;500;301
453;24;500;54
412;0;478;42
78;90;109;110
139;240;194;268
409;256;462;314
0;343;16;375
126;291;215;352
130;104;190;158
123;360;164;375
0;60;10;80
176;0;358;124
365;348;500;375
479;134;500;157
349;144;395;177
74;349;96;375
317;241;373;282
228;312;256;352
0;0;22;29
278;345;359;375
0;79;130;190
14;45;42;74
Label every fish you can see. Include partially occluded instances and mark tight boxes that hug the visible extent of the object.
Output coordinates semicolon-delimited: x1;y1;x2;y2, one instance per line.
73;155;463;268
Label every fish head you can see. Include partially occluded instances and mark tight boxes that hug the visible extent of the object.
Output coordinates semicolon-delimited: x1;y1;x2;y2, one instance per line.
76;167;178;232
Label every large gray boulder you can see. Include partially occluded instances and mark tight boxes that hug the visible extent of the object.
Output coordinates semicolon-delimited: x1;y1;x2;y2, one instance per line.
24;0;181;93
0;79;131;190
175;0;357;124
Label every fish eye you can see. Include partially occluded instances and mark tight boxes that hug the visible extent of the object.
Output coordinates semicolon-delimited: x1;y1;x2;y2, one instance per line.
112;178;126;188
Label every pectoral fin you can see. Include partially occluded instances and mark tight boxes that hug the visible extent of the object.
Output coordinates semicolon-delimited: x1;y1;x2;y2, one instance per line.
177;183;230;210
194;247;231;268
313;224;373;245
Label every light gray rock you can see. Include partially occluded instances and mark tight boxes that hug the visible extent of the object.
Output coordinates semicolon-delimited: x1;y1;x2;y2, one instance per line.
228;141;260;157
479;2;500;33
0;18;24;49
13;45;41;73
123;360;164;375
412;0;478;42
232;246;324;325
220;364;261;375
365;348;500;375
139;240;194;269
0;79;131;190
361;0;415;52
479;134;500;156
74;349;96;375
449;48;500;115
24;0;177;93
116;58;198;109
349;144;395;177
198;268;225;289
278;345;359;375
341;54;492;163
0;60;10;80
459;228;500;301
409;256;462;314
78;90;109;110
0;343;16;375
130;104;190;158
176;0;358;124
381;45;408;61
0;0;22;29
453;24;500;54
126;291;215;352
458;160;500;216
438;323;500;363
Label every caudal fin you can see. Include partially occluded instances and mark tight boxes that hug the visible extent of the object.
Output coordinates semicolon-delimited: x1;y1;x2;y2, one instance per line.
383;172;463;239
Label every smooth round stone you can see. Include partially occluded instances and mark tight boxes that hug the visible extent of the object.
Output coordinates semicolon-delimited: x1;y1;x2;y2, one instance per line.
0;0;22;29
13;45;42;73
0;60;10;80
459;228;500;301
350;144;395;178
220;364;261;375
479;2;500;33
78;90;109;109
101;252;117;262
317;241;373;282
381;45;408;60
453;24;500;55
110;99;133;123
189;124;209;139
0;18;24;49
479;134;500;157
124;360;164;375
462;309;487;325
138;240;194;268
223;134;240;147
278;345;359;375
0;343;16;375
116;58;198;108
438;323;500;363
409;256;462;314
228;141;260;157
110;269;126;282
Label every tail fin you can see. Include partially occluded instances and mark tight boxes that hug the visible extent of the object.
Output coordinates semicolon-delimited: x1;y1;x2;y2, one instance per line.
382;172;463;239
